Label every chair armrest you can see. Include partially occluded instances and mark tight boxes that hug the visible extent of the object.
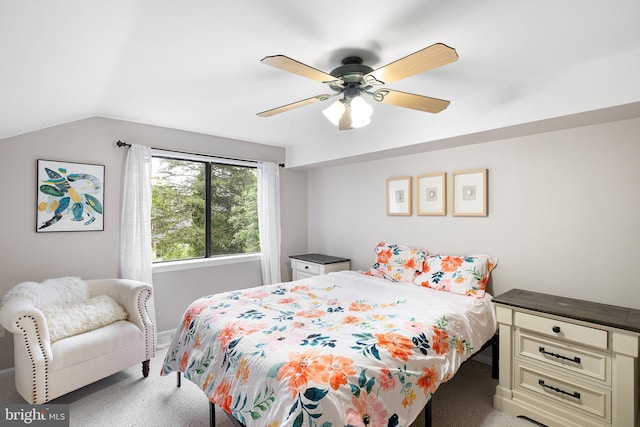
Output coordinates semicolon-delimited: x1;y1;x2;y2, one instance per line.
86;279;156;358
0;296;53;361
86;278;152;322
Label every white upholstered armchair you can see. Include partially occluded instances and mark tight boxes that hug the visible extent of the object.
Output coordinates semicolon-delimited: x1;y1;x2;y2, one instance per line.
0;277;155;404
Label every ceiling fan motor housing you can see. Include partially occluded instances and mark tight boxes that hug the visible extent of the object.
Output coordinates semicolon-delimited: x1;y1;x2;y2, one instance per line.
328;56;374;92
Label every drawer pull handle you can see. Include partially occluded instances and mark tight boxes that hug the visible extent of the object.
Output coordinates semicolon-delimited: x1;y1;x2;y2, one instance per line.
538;379;581;399
538;347;581;364
552;326;561;333
304;266;309;269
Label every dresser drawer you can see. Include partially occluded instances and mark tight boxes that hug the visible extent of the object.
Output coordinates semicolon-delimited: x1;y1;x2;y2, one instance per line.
515;330;610;384
515;362;611;423
293;260;321;275
514;311;608;350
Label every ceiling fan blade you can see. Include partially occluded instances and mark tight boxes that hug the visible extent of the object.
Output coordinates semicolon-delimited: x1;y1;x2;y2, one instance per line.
372;89;450;113
365;43;458;85
261;55;338;83
257;94;335;117
339;106;352;130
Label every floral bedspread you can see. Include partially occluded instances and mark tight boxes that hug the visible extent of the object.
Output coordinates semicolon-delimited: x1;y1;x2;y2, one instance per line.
161;271;496;427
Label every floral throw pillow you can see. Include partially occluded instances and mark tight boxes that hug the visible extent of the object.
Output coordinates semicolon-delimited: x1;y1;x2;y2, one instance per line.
412;255;498;297
361;242;428;283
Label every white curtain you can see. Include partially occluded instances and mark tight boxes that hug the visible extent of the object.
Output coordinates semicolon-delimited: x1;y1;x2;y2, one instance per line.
120;144;156;325
258;162;281;285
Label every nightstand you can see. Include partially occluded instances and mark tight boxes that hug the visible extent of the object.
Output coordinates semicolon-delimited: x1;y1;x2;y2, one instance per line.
289;253;351;280
492;289;640;427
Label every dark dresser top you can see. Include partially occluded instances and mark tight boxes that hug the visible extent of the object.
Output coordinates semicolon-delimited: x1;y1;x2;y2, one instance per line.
289;253;350;265
493;288;640;334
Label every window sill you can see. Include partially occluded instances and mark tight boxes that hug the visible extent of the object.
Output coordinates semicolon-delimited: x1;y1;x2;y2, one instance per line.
152;253;262;273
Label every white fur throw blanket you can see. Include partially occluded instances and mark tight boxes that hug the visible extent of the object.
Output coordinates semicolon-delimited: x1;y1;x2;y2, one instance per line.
41;295;128;342
3;276;128;342
3;276;89;307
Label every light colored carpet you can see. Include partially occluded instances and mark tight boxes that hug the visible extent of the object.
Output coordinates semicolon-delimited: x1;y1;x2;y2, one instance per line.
0;348;540;427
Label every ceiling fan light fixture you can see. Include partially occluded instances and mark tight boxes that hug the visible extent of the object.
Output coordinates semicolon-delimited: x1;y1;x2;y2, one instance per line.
322;99;346;126
322;95;372;129
349;96;372;128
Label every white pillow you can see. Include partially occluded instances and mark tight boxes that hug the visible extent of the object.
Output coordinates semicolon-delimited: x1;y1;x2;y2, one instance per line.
41;295;128;342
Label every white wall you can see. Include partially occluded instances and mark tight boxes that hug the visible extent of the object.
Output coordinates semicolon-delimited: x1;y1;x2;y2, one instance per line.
3;113;637;371
0;117;308;370
307;117;640;309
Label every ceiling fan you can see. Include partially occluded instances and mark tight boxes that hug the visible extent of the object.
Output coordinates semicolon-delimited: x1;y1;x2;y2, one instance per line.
257;43;458;130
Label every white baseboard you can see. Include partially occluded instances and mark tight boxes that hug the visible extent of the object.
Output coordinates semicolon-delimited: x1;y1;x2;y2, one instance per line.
471;343;494;367
0;366;15;379
156;328;176;350
472;352;492;366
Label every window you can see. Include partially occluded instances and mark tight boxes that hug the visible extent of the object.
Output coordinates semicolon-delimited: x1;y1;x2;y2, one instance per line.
151;155;259;262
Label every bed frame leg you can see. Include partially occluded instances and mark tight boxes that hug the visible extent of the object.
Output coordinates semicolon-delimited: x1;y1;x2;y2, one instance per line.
425;399;432;427
142;360;150;377
177;372;181;387
210;401;216;427
491;334;499;379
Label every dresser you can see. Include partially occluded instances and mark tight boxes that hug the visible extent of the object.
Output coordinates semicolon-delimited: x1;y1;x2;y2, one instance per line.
289;253;351;280
493;289;640;427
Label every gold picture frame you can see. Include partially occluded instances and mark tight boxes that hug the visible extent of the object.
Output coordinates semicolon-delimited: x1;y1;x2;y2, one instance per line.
386;177;412;216
416;173;446;216
452;169;487;216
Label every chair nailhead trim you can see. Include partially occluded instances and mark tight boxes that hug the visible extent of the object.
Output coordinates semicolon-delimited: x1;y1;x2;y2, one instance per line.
16;315;49;403
137;288;155;359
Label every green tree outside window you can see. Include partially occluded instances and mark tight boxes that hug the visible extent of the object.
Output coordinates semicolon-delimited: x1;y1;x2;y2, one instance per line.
151;157;259;262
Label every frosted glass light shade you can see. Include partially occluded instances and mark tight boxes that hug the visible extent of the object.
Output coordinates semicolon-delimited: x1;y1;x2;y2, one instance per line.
322;100;346;126
349;96;372;128
322;96;372;129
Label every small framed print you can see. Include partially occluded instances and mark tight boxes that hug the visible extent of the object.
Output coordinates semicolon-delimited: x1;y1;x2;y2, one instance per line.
452;169;487;216
416;173;446;216
386;177;412;216
37;159;105;232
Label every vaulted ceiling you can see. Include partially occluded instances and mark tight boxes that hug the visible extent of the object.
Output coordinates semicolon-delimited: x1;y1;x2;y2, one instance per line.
2;1;640;167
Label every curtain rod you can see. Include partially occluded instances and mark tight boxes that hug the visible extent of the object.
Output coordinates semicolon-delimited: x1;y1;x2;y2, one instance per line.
116;140;285;168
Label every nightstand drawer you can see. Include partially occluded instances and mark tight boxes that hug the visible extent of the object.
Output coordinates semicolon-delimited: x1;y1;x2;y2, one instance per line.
515;330;610;384
289;254;351;281
293;260;321;275
515;311;608;350
515;362;611;423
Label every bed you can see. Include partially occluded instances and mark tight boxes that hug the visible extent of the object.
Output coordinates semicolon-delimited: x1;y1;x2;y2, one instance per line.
161;244;498;427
